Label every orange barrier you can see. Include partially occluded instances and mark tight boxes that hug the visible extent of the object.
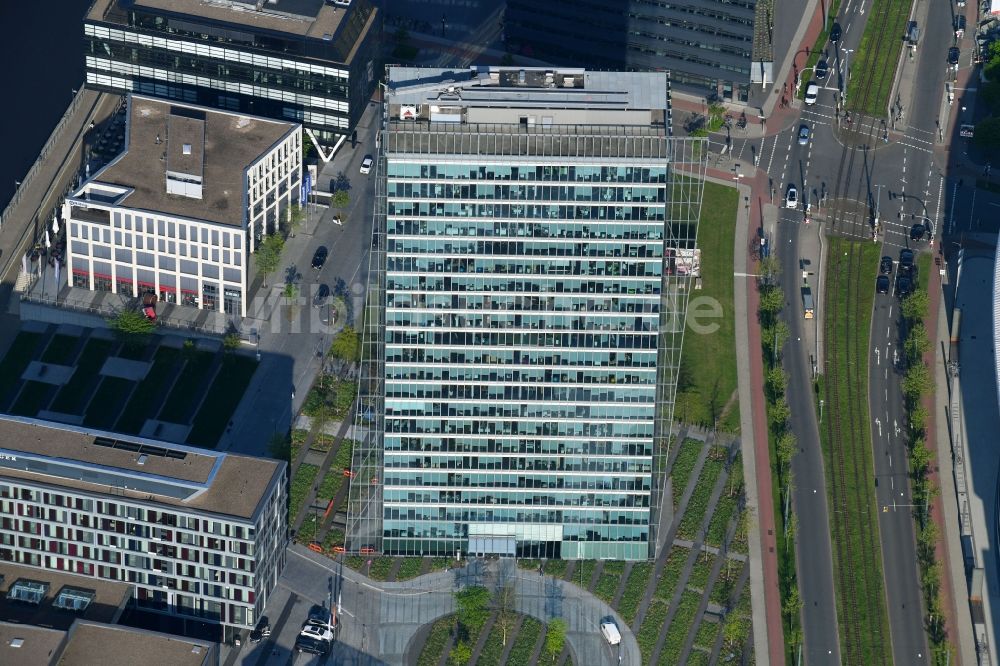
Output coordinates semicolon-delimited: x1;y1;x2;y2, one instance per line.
308;543;323;553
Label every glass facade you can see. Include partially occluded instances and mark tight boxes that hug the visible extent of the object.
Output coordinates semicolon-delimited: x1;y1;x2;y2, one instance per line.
83;0;380;140
348;111;707;560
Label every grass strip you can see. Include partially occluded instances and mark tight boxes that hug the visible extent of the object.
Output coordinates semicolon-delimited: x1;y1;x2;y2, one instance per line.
544;559;568;579
116;346;180;434
506;616;542;665
694;618;720;649
637;597;669;664
186;355;258;448
317;440;356;500
687;551;717;591
618;562;653;625
706;458;744;548
40;334;78;364
476;617;506;666
289;463;319;523
822;237;891;664
670;438;704;506
657;546;689;601
416;616;452;666
159;350;215;423
675;181;740;432
845;0;912;114
676;447;726;540
658;590;701;665
0;332;43;406
83;377;134;429
50;338;114;414
594;574;618;605
395;558;424;581
368;557;393;581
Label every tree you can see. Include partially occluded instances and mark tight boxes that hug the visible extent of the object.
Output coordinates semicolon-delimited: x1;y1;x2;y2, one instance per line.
982;80;1000;116
901;363;932;403
909;404;929;436
329;326;361;363
255;234;284;287
107;309;155;349
974;116;1000;152
722;612;749;649
765;366;787;401
332;189;350;208
901;290;928;322
223;332;241;356
282;282;299;301
448;641;472;666
706;102;726;132
454;586;490;631
758;254;781;285
544;618;567;662
286;204;306;235
904;323;931;365
909;438;932;477
768;397;790;428
782;584;803;622
776;431;796;471
493;583;517;645
758;285;784;326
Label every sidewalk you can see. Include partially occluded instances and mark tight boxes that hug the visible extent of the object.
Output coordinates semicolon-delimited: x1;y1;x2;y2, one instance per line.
728;171;785;666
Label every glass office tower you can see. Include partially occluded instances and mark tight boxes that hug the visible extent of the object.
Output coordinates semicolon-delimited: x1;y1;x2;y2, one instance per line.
347;67;707;560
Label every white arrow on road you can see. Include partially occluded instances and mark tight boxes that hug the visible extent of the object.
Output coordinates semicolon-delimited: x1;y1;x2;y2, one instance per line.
875;347;880;366
875;417;882;438
894;420;901;438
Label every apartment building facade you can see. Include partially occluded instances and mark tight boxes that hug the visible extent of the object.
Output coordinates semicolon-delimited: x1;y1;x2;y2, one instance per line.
64;95;300;317
346;66;706;561
84;0;380;152
0;416;286;643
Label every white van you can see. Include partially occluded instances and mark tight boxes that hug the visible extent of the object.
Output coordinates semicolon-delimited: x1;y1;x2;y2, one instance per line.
600;621;622;645
804;83;819;105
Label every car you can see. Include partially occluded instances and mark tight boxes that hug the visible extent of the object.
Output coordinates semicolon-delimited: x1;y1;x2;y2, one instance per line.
313;283;330;307
311;246;328;270
294;634;330;655
955;15;966;36
876;275;890;294
897;275;913;297
910;223;926;241
948;47;960;66
798;124;810;145
816;60;829;79
307;604;332;628
830;23;842;42
785;184;798;209
600;621;622;646
804;83;819;105
880;256;893;274
360;155;374;174
299;624;334;643
249;616;271;643
899;248;915;270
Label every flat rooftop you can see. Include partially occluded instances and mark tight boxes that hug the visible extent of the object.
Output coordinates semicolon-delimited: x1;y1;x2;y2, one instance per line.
0;563;130;630
57;621;214;666
387;66;668;112
86;96;295;228
0;622;64;666
0;415;282;521
88;0;350;40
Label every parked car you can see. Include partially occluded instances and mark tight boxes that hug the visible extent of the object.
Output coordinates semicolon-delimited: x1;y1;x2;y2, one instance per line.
299;625;334;643
600;621;622;646
955;15;966;37
899;248;915;270
910;223;926;241
307;604;332;628
948;47;960;66
816;60;829;79
785;184;799;209
249;616;270;643
876;274;890;294
880;256;893;274
798;124;811;145
830;23;842;42
294;634;330;655
897;275;913;297
804;83;819;105
360;155;374;174
311;246;328;270
313;283;330;307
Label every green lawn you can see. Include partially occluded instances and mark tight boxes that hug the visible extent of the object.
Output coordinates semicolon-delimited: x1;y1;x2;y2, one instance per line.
675;181;740;432
395;558;424;581
506;616;543;665
289;463;319;524
658;589;701;665
186;355;258;448
619;563;653;626
40;334;79;364
316;440;355;501
822;237;891;665
677;447;726;540
83;377;135;429
159;351;216;423
845;0;912;115
10;381;53;416
670;438;704;506
687;551;717;591
0;332;43;406
50;338;114;414
116;346;181;434
416;616;453;666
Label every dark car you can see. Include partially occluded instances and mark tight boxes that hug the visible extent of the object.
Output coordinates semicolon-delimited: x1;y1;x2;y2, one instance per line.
816;60;829;79
955;15;966;34
948;47;960;66
910;223;926;241
313;283;330;307
830;23;842;42
876;275;890;294
311;246;328;270
307;604;332;628
294;634;330;656
897;275;913;297
899;248;915;270
880;256;893;274
249;616;271;643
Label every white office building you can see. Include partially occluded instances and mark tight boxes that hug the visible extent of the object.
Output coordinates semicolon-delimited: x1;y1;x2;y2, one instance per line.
64;95;301;317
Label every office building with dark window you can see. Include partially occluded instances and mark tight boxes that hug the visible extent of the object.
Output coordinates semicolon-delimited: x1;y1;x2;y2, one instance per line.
505;0;771;101
84;0;380;154
0;416;286;644
346;66;707;561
